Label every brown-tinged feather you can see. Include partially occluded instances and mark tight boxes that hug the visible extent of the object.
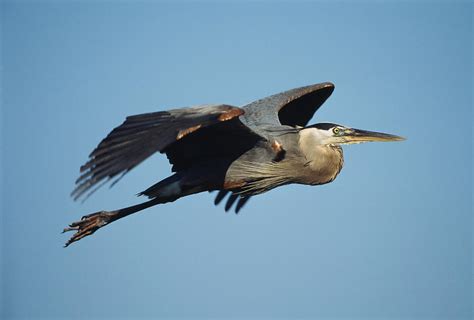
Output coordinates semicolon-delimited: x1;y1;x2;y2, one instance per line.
177;124;202;140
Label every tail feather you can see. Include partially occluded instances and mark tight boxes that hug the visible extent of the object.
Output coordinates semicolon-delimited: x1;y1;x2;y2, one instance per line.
138;174;182;200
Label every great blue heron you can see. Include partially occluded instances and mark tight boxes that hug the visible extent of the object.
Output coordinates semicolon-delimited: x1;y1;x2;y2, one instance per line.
63;82;404;247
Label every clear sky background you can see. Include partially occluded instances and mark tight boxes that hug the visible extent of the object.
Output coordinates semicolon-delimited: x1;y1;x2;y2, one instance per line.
1;1;472;319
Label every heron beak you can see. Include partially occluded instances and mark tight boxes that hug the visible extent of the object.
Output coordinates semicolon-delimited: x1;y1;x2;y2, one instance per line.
343;128;405;144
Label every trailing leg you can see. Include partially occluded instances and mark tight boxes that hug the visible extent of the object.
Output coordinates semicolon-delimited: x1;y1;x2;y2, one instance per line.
63;197;165;247
63;172;214;247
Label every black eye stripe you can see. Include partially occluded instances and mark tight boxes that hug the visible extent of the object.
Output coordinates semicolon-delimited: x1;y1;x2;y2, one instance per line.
309;123;337;130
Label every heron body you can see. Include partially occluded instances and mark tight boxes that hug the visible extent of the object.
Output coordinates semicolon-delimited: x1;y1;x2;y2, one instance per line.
64;82;403;247
224;129;343;194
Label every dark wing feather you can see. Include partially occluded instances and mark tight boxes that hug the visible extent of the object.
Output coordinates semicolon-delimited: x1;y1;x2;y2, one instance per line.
212;191;251;214
72;104;244;201
163;115;261;173
241;82;334;130
214;190;229;205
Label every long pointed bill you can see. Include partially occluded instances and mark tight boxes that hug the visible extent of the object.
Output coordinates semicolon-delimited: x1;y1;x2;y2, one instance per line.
344;128;405;144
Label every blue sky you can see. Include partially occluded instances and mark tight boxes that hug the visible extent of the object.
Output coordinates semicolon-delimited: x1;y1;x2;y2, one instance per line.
1;1;472;319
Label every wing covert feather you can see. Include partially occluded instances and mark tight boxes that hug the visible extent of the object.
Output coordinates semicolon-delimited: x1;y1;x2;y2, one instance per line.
241;82;334;131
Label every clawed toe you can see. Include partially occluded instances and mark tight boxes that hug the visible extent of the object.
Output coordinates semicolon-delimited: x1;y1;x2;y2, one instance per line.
62;225;79;233
63;211;113;247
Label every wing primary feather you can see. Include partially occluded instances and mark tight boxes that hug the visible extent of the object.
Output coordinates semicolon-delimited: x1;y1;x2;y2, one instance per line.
125;111;170;122
78;178;112;203
225;194;239;212
89;138;142;158
214;190;229;205
90;131;150;150
76;155;134;185
81;140;150;174
109;170;130;189
235;196;250;214
72;160;132;199
72;177;111;202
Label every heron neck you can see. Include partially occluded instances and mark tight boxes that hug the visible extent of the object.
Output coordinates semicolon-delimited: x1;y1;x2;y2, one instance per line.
298;130;344;185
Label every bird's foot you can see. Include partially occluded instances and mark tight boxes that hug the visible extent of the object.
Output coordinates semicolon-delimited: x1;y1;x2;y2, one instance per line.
63;210;114;247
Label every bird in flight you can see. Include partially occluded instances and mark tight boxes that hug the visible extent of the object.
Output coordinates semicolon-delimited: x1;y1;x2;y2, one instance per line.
63;82;404;247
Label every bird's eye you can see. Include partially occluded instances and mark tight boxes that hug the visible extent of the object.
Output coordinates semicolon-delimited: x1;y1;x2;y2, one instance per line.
333;127;340;135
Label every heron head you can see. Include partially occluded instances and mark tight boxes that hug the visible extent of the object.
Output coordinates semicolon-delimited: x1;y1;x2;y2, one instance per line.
305;123;405;146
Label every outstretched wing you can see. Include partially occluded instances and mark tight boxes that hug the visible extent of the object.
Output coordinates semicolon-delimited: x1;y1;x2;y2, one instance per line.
72;104;245;201
241;82;334;132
